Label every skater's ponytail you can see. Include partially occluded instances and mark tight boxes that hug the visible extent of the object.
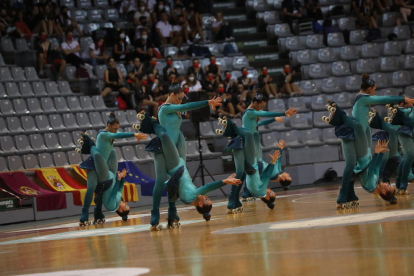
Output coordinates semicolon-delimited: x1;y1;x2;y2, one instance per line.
116;200;130;220
279;179;292;190
361;73;375;90
107;112;119;125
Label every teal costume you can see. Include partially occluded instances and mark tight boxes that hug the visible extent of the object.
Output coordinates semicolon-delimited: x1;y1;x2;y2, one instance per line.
79;130;135;224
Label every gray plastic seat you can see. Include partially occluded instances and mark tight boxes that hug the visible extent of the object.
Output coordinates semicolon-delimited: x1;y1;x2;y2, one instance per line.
340;45;359;61
8;156;24;171
361;43;380;58
323;128;340;144
318;47;338;63
126;110;140;124
197;140;221;158
76;113;92;128
0;37;15;54
306;34;324;49
394;25;410;40
30;133;47;152
67;97;82;111
58;81;73;95
299;79;322;96
54;97;70;112
0;83;5;98
274;23;293;37
261;132;278;151
73;10;87;22
91;95;107;110
89;112;105;128
39;153;55;168
371;72;390;89
32;82;47;96
377;87;400;97
0;117;9;135
0;68;13;81
114;147;125;162
11;67;25;81
311;94;329;111
44;133;61;151
0;54;5;67
27;98;43;114
281;130;304;148
290;113;313;129
25;67;39;81
62;113;79;130
64;66;77;80
0;156;8;171
313;111;330;128
80;96;94;110
5;82;20;98
332;61;351;76
269;116;292;132
200;122;216;137
114;111;129;126
49;114;65;130
88;9;103;22
322;76;345;93
45;81;60;95
135;145;153;163
392;71;411;87
186;141;199;160
350;30;368;45
404;55;414;70
296;49;318;65
122;146;139;162
6;117;23;134
285;36;306;51
333;92;352;108
309;63;329;79
356;58;376;74
96;0;109;6
21;116;37;133
302;129;324;147
104;8;119;20
232;56;249;70
0;99;14;115
95;65;107;79
40;97;57;113
345;75;361;91
405;39;414;54
13;99;29;115
382;12;400;27
327;32;346;47
23;154;39;169
380;56;399;72
268;99;286;112
405;86;414;97
35;115;52;132
288;97;309;113
68;151;82;165
58;132;75;150
15;135;32;154
53;152;69;167
383;41;402;56
19;82;34;97
15;39;29;52
338;17;356;31
0;136;17;154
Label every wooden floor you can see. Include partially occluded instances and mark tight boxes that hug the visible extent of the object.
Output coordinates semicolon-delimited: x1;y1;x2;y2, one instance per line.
1;183;414;276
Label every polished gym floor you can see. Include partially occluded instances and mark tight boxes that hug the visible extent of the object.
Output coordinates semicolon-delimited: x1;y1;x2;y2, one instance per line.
1;183;414;276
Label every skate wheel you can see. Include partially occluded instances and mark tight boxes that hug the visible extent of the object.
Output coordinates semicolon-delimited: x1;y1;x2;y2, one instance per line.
392;109;397;114
77;139;84;145
75;148;81;153
136;114;145;120
222;120;227;126
132;124;140;130
150;225;163;231
237;207;244;213
241;198;247;202
215;129;223;135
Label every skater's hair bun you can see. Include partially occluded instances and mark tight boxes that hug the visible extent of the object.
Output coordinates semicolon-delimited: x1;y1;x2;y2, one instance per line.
261;191;276;205
379;188;396;203
361;73;376;90
361;73;370;79
196;203;212;218
169;83;183;95
107;112;119;125
253;92;265;103
202;212;211;221
279;179;292;190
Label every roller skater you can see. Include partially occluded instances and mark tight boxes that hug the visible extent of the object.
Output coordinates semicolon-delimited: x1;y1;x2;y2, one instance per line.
77;113;147;226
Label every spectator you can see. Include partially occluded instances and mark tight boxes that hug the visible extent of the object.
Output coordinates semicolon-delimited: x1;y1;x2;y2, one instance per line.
163;55;179;82
128;57;144;90
282;0;304;34
223;70;237;94
15;10;33;41
119;0;137;17
393;0;414;24
26;5;47;35
187;3;206;42
205;55;221;82
352;0;363;19
181;73;202;92
156;12;183;48
132;29;154;63
61;31;86;69
151;0;168;24
36;31;66;79
173;14;192;44
237;67;257;90
163;71;177;91
212;12;234;41
359;0;378;29
146;72;166;101
187;58;205;81
233;83;254;114
102;58;132;103
171;2;184;24
41;4;55;36
376;0;390;12
202;72;219;94
258;66;277;98
81;37;109;69
183;83;190;94
305;0;323;21
55;5;83;37
144;56;159;77
133;75;159;116
113;30;131;62
216;82;236;118
277;64;302;98
134;15;151;41
133;1;152;26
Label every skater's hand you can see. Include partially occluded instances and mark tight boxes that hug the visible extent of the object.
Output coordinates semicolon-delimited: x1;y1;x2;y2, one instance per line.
117;169;128;180
275;117;284;123
223;173;242;186
375;140;390;154
134;133;147;142
404;96;414;107
276;139;285;150
208;96;223;111
285;107;297;117
269;150;281;165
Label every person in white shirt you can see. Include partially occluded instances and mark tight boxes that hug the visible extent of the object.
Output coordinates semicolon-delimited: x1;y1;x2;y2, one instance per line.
173;14;191;44
156;11;182;47
180;73;202;92
133;1;152;26
61;31;85;68
212;12;234;41
81;37;109;68
119;0;137;16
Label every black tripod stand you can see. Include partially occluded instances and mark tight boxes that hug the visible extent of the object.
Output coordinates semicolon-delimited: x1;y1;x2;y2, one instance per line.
192;121;227;197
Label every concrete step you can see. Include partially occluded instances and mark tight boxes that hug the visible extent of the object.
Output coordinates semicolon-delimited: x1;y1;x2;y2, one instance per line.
233;32;268;42
238;45;278;55
233;26;258;35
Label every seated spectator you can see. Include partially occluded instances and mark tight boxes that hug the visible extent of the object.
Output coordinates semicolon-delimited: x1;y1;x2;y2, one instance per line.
132;29;154;63
233;83;254;114
133;75;159;116
305;0;323;21
171;2;184;24
183;83;190;94
163;71;178;91
376;0;390;12
102;58;132;106
282;0;304;34
393;0;414;24
134;1;152;26
15;10;33;41
205;55;221;82
223;70;237;94
212;12;234;41
134;15;152;41
173;15;192;44
258;66;277;98
187;58;205;81
61;31;86;69
128;57;144;89
82;37;109;69
156;12;183;48
144;56;159;77
151;0;168;25
113;30;131;62
41;4;55;36
202;72;219;94
216;82;236;118
54;5;83;37
181;73;202;92
119;0;137;18
187;3;206;42
237;67;257;90
359;0;378;29
162;55;182;82
146;72;167;101
277;64;302;98
26;5;47;35
352;0;363;19
36;31;66;79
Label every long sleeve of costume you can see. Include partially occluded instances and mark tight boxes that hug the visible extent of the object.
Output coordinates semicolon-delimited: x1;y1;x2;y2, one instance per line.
275;147;283;174
246;110;285;118
358;95;405;106
400;108;412;116
257;118;276;127
162;101;209;113
361;153;383;193
99;132;135;139
193;180;226;196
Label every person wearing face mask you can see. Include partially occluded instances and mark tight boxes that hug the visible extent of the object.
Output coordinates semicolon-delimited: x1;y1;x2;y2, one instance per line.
128;57;144;88
237;67;257;91
205;55;221;82
173;14;192;45
223;70;237;94
156;11;183;48
151;0;167;25
258;66;277;98
215;83;236;118
181;73;202;92
163;71;177;93
113;31;131;62
133;1;152;26
212;12;234;42
82;37;109;69
61;31;86;69
187;58;205;81
134;16;152;41
202;72;218;95
133;75;159;117
162;55;178;82
36;30;66;79
144;56;159;77
119;0;138;17
277;64;302;98
133;29;154;63
54;5;83;37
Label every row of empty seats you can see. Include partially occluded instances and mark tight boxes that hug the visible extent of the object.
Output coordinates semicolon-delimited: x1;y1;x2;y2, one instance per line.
0;80;76;99
0;66;40;82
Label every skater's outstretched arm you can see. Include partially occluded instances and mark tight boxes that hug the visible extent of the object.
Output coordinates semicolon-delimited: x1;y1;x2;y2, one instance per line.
193;174;242;196
99;131;146;141
399;107;412;116
161;96;223;114
357;95;406;106
245;108;294;119
257;117;284;127
361;141;388;192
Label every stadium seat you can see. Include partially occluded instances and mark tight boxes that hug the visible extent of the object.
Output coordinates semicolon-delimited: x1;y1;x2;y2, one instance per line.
39;153;55;168
30;134;47;152
350;30;368;45
73;10;87;22
0;67;13;81
323;128;340;144
268;99;286;112
274;23;293;37
296;49;318;65
0;156;8;171
40;97;57;113
299;79;322;96
25;67;39;81
269;116;292;132
79;96;94;110
322;76;345;93
45;133;61;151
49;114;65;130
62;113;80;130
33;81;47;96
92;95;108;110
309;63;329;79
21;116;37;133
392;70;411;87
285;36;306;51
290;113;313;129
327;32;346;47
394;25;410;40
68;151;82;165
58;81;74;95
306;34;324;49
122;146;140;162
27;98;43;114
404;55;414;70
340;45;359;61
45;81;60;95
15;135;32;155
311;94;329;111
380;56;399;72
361;43;380;58
135;145;153;163
382;12;400;27
332;61;352;77
405;39;414;54
0;99;14;115
356;58;377;74
6;117;23;134
76;113;92;128
318;47;339;63
345;75;361;91
288;97;310;113
338;17;356;31
0;53;5;66
23;154;40;169
113;111;128;126
282;130;304;148
35;115;52;132
0;83;5;98
54;97;70;112
19;82;34;97
232;56;249;70
383;41;402;56
302;129;324;146
13;98;28;115
95;0;109;7
67;97;82;111
262;132;279;151
8;156;24;171
333;92;353;108
371;72;390;89
77;0;92;8
53;152;69;167
0;136;17;155
377;87;400;96
89;112;105;128
200;122;216;137
104;8;119;20
5;82;21;98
